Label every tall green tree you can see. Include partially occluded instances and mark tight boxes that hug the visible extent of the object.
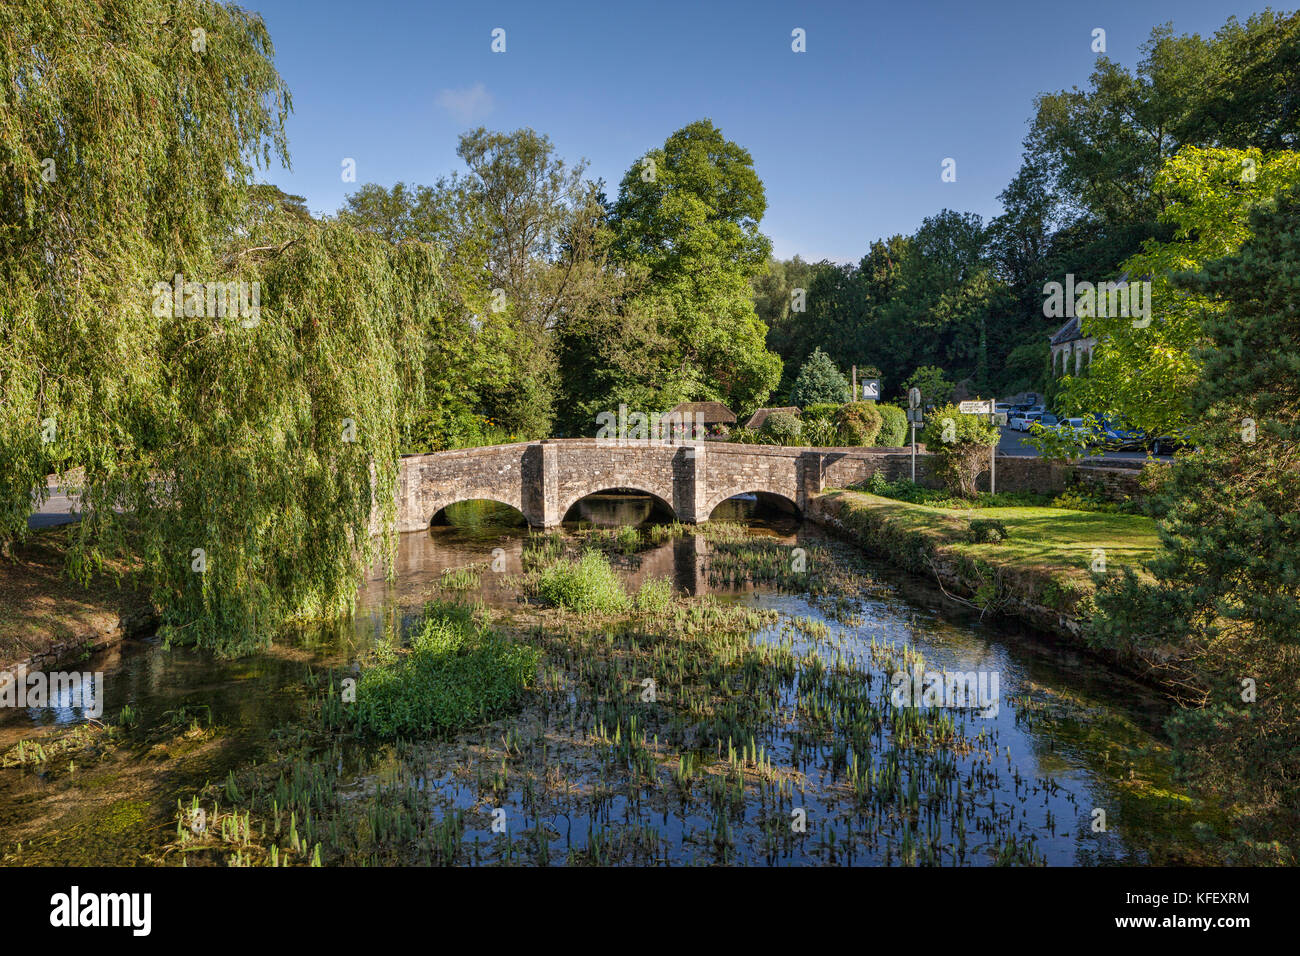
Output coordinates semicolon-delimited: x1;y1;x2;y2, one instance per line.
607;120;781;414
341;129;613;441
0;0;291;554
789;348;849;407
1089;187;1300;862
0;0;452;655
1059;147;1300;440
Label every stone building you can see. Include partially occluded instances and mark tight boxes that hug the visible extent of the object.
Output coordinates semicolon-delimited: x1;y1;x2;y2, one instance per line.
1048;315;1095;377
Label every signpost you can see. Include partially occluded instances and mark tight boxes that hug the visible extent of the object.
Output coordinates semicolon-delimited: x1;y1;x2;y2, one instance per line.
907;388;922;482
860;378;881;401
958;399;997;494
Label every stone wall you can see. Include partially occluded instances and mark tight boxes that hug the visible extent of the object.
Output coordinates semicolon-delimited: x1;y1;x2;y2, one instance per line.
385;440;1160;533
1069;462;1161;505
393;443;528;533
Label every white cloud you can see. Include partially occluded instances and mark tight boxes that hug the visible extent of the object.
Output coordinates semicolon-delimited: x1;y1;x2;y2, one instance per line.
436;82;494;123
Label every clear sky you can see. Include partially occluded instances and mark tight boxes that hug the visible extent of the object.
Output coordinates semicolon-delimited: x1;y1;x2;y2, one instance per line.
247;0;1269;263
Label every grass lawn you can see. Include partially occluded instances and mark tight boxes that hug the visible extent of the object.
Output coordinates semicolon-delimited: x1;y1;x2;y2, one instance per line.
828;491;1161;585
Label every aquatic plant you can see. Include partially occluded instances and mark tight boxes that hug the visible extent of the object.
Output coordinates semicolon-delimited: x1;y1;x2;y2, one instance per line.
346;603;540;738
534;551;631;614
635;577;675;614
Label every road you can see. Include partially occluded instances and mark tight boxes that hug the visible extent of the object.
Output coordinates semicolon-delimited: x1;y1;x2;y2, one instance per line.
996;426;1172;463
28;480;83;530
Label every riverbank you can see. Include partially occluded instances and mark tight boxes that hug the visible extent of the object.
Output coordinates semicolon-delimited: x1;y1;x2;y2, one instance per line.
808;490;1161;660
1;505;1222;866
0;526;155;673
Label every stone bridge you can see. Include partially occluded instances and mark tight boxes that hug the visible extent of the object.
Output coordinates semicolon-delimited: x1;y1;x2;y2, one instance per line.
388;439;933;532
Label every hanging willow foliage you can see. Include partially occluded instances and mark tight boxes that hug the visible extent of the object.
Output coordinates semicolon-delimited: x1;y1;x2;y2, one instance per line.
1;0;440;653
135;221;441;653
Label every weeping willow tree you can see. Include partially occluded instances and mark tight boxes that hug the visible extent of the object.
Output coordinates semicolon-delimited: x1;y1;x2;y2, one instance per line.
1;0;440;653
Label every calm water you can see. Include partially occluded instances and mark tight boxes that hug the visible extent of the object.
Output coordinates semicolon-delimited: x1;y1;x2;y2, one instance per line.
0;495;1210;865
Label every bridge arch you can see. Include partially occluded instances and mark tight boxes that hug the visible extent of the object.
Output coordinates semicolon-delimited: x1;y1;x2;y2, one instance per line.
429;497;528;527
701;481;801;520
558;486;677;525
705;489;801;520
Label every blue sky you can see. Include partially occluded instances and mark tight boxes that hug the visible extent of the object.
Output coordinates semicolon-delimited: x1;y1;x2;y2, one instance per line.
249;0;1268;262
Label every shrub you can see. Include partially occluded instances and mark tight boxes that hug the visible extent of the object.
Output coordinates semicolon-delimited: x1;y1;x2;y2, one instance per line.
801;416;839;446
351;604;539;737
789;348;850;406
966;518;1010;544
920;404;999;496
799;403;840;445
535;550;631;613
759;410;803;446
801;402;840;422
877;404;909;446
635;577;674;613
834;402;883;446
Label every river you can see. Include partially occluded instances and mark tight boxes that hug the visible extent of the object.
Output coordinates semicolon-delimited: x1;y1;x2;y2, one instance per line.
0;494;1214;865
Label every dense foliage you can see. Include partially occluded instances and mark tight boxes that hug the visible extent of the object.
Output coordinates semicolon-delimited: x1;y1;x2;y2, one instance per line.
789;348;850;406
877;405;910;447
1089;190;1300;862
351;604;539;737
0;0;431;653
1058;147;1300;441
920;407;1000;497
833;402;884;447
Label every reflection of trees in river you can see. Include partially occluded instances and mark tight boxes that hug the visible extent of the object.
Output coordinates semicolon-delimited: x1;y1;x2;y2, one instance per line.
564;492;670;527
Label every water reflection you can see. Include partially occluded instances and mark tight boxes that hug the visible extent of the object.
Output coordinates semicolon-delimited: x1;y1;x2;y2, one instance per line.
0;492;1195;865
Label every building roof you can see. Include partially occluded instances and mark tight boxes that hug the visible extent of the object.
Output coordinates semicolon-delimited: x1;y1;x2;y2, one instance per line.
1049;315;1084;345
667;401;737;425
743;406;800;430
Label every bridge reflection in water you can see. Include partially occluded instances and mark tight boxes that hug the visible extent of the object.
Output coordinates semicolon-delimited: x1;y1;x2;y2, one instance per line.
375;492;801;605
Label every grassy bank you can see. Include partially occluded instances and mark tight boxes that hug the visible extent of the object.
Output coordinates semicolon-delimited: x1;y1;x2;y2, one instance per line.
0;525;154;669
811;491;1160;637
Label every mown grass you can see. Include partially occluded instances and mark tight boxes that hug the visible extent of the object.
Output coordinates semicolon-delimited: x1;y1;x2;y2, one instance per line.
830;491;1159;583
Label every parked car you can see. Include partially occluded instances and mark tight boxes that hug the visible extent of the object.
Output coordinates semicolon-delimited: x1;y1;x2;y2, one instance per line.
1056;417;1092;440
1010;411;1043;432
1149;434;1190;455
1095;417;1146;451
